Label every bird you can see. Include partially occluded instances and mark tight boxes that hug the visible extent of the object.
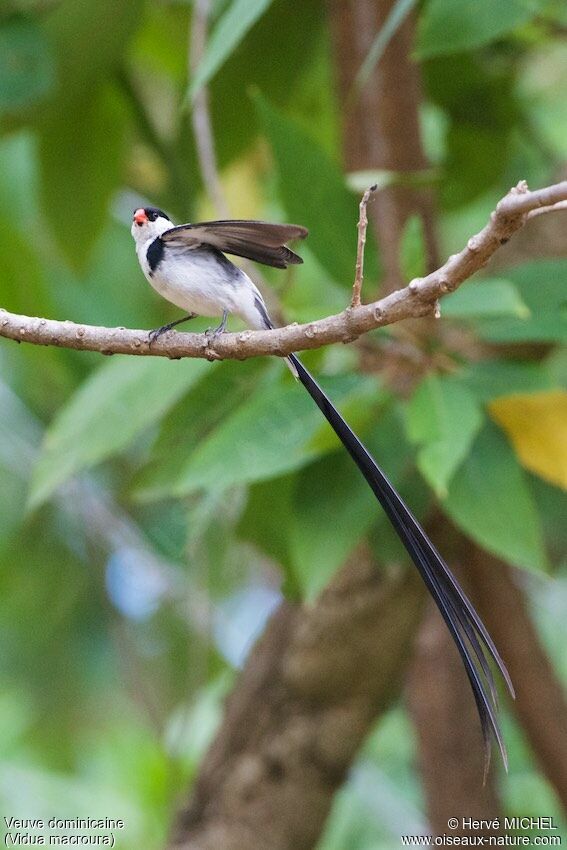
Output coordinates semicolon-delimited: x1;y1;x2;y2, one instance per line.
131;205;514;771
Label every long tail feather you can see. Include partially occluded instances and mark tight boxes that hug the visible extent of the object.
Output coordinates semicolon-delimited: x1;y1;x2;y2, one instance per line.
286;352;513;769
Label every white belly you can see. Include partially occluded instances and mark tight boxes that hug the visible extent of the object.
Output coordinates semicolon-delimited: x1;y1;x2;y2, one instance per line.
139;244;268;330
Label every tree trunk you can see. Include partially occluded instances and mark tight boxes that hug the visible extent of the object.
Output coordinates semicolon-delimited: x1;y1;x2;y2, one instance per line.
168;554;424;849
330;0;439;293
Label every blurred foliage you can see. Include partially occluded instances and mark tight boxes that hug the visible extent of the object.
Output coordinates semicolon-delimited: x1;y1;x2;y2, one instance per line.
0;0;566;847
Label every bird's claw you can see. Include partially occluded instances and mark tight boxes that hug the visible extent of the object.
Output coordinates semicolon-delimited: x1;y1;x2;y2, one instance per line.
205;310;229;343
205;326;223;342
148;326;169;347
147;313;198;347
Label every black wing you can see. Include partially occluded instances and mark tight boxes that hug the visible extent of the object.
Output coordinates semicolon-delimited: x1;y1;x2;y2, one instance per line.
161;219;308;269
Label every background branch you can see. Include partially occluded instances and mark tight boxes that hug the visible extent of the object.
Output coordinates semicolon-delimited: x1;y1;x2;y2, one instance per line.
351;183;377;307
1;179;566;362
188;0;231;219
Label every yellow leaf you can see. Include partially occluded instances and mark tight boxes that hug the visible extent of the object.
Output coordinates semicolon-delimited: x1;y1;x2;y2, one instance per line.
489;390;567;490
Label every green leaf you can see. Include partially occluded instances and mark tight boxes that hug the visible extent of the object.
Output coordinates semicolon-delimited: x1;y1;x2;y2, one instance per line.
424;54;518;207
241;419;424;601
172;373;377;496
30;356;210;507
291;450;376;600
443;421;547;572
209;0;326;167
0;527;96;678
417;0;538;58
256;94;379;285
405;375;483;498
0;133;39;232
425;53;518;127
290;405;419;599
460;359;555;402
543;0;567;25
475;259;567;344
0;16;55;113
129;4;189;83
504;259;567;310
43;0;139;101
442;278;530;319
38;88;125;271
547;347;567;390
189;0;275;99
237;474;298;595
399;214;426;282
0;214;53;316
480;317;567;344
530;475;567;568
133;358;267;502
441;124;511;208
0;464;28;553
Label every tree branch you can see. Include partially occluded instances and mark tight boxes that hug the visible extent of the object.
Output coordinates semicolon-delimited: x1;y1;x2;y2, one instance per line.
332;0;439;293
1;179;566;361
351;183;377;308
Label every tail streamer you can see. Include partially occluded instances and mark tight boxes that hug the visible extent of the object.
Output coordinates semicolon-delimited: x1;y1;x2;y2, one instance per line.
287;352;514;770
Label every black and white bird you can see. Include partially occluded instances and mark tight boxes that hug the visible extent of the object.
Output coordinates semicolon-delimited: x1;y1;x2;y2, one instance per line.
132;205;514;770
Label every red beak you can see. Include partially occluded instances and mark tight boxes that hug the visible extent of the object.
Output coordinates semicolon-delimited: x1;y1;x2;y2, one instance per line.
133;208;148;225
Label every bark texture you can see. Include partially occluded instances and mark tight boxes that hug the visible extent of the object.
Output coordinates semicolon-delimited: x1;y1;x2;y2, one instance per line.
168;556;424;850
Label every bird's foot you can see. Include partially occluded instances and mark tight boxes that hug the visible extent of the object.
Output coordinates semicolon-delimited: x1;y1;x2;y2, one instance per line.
204;326;224;342
148;325;171;346
148;313;197;347
205;310;229;342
